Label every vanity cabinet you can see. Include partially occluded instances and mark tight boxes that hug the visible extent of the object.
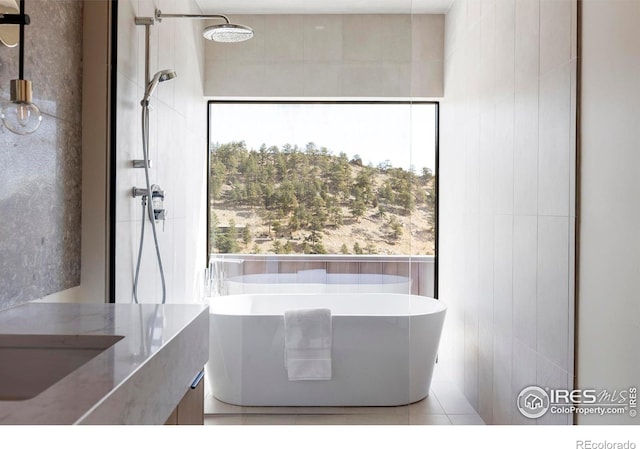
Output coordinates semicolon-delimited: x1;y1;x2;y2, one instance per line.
0;303;209;425
165;371;205;425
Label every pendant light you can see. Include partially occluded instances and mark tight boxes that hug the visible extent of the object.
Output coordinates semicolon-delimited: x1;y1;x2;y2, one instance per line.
0;0;41;135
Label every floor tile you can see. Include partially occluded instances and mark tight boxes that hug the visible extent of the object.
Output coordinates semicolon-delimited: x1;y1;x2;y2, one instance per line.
340;406;408;416
431;386;478;414
344;414;409;425
241;415;298;425
205;397;243;414
448;414;486;425
408;395;445;415
294;415;349;425
434;397;477;414
204;415;242;425
409;414;452;425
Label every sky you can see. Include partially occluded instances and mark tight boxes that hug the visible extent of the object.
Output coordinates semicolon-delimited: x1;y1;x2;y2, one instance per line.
209;102;437;172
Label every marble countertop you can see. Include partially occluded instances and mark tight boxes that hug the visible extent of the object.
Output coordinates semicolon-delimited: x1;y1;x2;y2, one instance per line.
0;302;209;425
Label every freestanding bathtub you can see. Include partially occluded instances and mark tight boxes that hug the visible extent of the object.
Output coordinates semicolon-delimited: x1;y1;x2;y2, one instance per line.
206;293;446;406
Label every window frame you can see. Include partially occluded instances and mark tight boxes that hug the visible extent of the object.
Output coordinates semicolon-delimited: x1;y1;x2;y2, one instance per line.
206;100;440;297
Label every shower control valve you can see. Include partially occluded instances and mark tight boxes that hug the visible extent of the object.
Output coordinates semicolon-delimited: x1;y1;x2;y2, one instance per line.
151;185;166;225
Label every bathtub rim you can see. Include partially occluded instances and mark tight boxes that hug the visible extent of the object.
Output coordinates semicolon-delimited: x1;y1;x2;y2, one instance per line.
208;293;446;318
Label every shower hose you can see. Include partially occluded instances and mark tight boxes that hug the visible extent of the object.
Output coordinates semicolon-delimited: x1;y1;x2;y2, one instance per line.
133;103;167;304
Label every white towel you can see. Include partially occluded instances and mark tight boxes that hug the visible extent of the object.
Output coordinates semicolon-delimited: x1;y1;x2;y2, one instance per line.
284;308;332;381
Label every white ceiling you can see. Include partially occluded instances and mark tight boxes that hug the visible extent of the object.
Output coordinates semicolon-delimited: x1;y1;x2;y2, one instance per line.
194;0;453;15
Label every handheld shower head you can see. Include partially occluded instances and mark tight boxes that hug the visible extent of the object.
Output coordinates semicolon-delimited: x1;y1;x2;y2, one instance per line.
158;70;177;82
142;69;177;104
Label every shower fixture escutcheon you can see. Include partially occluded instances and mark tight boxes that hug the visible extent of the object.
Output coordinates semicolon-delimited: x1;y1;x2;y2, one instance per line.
132;185;165;223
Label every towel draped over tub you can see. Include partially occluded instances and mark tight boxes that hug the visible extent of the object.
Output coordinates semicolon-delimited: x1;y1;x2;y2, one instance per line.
283;308;332;381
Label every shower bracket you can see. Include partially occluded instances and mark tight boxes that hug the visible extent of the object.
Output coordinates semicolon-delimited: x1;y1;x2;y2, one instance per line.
132;159;152;169
132;187;149;198
134;16;155;26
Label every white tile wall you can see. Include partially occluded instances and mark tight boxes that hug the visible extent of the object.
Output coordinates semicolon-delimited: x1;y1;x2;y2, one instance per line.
264;63;305;96
494;96;514;215
264;15;304;62
494;0;515;100
536;216;570;371
538;65;571;217
439;0;576;425
536;354;571;425
492;329;513;424
380;15;413;63
477;319;494;423
411;60;444;97
303;15;343;61
204;14;444;98
514;0;539;92
510;340;537;424
513;215;537;347
513;83;539;216
539;0;572;76
343;15;384;61
115;0;207;304
412;15;445;63
303;63;343;96
493;215;513;333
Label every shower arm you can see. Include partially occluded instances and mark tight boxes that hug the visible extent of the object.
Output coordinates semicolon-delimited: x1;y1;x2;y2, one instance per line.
154;9;230;24
135;9;231;86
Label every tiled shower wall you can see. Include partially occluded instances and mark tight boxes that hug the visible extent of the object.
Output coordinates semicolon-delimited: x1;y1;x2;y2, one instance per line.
115;0;207;303
204;14;444;98
438;0;577;424
0;1;83;309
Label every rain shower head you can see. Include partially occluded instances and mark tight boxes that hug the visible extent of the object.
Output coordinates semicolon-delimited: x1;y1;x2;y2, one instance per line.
152;9;254;43
203;23;253;43
142;69;177;104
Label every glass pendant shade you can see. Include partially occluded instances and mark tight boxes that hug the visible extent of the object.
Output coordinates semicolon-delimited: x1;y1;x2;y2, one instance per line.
1;79;41;135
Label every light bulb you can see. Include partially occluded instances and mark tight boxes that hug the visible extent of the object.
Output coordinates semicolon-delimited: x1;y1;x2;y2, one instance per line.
1;79;42;135
1;101;41;135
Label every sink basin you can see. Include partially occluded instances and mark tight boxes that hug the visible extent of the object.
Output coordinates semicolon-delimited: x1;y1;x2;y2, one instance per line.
0;334;124;401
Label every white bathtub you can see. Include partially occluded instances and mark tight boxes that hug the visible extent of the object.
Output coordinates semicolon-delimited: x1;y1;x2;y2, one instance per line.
206;293;446;406
225;271;412;295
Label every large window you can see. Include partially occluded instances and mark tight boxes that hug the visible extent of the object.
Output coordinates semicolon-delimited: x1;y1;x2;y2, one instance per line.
207;101;438;257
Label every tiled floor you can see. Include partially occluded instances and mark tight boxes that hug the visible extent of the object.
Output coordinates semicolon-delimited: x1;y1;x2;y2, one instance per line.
204;369;484;426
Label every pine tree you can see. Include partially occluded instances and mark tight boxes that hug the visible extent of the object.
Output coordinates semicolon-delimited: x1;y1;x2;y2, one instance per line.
242;225;251;245
389;216;403;241
350;197;366;222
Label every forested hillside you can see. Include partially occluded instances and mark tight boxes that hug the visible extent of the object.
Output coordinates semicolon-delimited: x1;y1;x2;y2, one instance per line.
208;141;436;255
